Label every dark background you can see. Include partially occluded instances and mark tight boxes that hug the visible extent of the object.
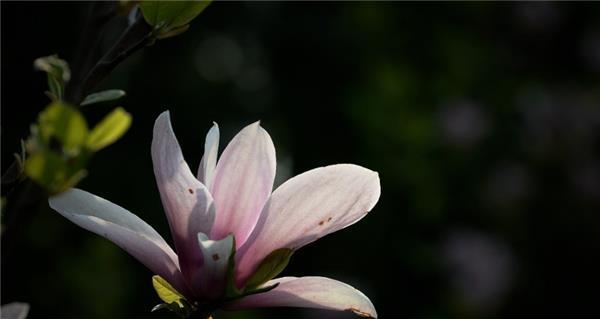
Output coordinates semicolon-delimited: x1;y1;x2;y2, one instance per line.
2;2;600;319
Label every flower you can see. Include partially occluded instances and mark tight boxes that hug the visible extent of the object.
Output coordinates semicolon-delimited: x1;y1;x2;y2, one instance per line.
49;111;381;318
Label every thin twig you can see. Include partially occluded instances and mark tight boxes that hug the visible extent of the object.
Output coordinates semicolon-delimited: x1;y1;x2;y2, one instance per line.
66;1;118;101
73;15;153;104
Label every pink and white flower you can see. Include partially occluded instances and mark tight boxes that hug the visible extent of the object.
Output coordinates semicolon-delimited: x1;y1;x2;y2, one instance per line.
49;111;381;318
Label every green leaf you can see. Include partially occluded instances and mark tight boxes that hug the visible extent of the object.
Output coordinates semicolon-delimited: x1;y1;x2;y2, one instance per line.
152;275;185;306
244;248;293;290
155;24;190;40
24;150;87;195
85;107;132;151
81;89;126;106
34;55;70;100
38;102;88;153
222;236;243;298
224;282;280;303
140;0;211;37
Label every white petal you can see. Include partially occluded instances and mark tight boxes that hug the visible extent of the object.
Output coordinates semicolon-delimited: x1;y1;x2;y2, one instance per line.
0;302;30;319
209;121;276;246
152;111;215;287
197;122;220;189
196;233;234;299
226;276;377;318
236;164;380;285
48;189;189;295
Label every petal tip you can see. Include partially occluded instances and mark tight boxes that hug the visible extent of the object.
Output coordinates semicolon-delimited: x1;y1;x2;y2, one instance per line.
158;110;171;119
154;111;174;134
197;232;209;242
249;120;262;129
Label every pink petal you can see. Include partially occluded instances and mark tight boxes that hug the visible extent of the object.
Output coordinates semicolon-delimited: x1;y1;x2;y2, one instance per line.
226;276;377;318
197;122;220;189
152;111;215;289
209;122;276;246
235;164;380;285
48;189;189;296
196;233;234;299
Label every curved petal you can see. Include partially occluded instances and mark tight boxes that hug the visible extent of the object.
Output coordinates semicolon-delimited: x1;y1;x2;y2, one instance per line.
225;276;377;318
152;111;215;288
48;188;189;295
236;164;380;285
196;233;234;299
1;302;30;319
197;122;219;189
209;121;276;246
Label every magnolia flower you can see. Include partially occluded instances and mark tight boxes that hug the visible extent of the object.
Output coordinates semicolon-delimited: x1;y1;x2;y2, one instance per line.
49;111;381;318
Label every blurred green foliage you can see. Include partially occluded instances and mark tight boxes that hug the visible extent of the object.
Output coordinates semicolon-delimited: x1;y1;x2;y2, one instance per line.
37;102;88;153
86;107;132;151
25;102;89;194
33;55;70;101
23;100;131;194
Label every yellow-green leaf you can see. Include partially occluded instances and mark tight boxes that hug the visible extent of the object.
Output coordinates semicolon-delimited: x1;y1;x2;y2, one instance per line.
86;107;132;151
38;102;88;153
140;1;211;34
152;275;184;306
24;151;86;195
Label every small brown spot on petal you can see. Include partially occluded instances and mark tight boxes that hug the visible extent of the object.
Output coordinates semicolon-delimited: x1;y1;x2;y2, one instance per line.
347;308;374;318
318;217;332;226
188;188;194;194
212;254;220;261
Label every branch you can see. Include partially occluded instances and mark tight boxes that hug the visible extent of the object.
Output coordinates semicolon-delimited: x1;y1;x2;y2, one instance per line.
66;1;118;98
70;15;153;105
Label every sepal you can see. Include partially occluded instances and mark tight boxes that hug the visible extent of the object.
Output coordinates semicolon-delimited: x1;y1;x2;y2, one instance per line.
223;248;290;301
243;248;293;290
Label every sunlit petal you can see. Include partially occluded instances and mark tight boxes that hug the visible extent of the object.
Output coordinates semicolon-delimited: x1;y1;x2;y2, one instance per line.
236;164;380;285
209;121;276;247
49;188;189;295
152;111;215;288
197;122;220;189
226;276;377;318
